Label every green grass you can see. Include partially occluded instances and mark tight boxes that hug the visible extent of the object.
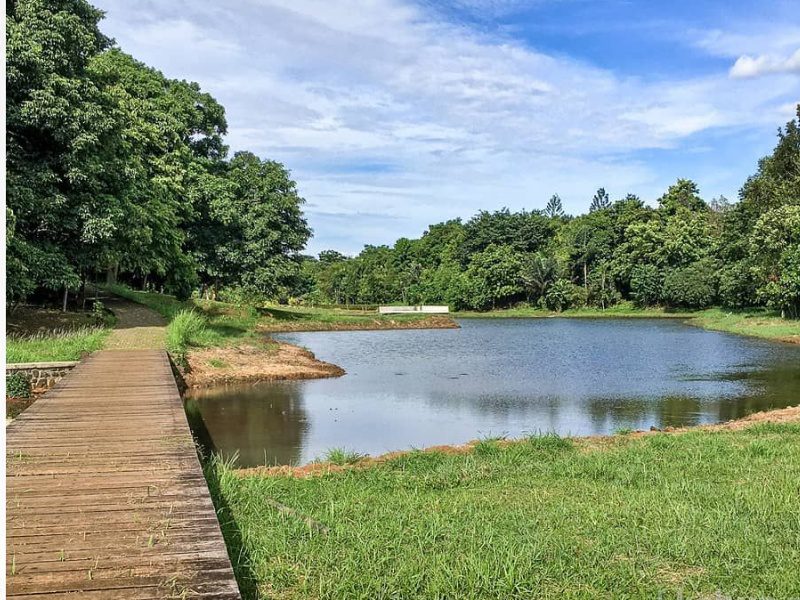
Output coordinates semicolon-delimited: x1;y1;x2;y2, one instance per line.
319;448;367;466
6;327;111;363
105;285;449;347
208;425;800;599
688;308;800;343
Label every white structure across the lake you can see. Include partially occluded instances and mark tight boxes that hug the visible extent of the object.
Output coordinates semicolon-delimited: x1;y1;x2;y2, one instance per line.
378;305;450;314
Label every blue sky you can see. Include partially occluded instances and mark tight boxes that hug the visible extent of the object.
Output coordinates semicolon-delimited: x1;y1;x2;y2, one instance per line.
93;0;800;255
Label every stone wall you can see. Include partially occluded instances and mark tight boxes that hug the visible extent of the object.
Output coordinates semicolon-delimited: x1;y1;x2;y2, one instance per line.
6;361;78;391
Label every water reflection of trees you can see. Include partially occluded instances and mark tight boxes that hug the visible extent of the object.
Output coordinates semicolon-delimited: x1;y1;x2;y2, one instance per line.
185;382;308;468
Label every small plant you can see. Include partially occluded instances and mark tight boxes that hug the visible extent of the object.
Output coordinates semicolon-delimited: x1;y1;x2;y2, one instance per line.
90;300;115;326
615;428;634;435
323;448;366;466
207;358;229;369
6;372;32;399
526;432;574;452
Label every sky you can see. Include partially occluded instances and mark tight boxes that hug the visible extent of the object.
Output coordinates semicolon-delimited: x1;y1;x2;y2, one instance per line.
92;0;800;255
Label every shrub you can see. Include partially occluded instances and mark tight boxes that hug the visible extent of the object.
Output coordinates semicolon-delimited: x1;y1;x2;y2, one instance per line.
718;260;758;308
542;279;584;311
166;310;208;362
6;373;32;399
630;264;663;307
662;259;717;309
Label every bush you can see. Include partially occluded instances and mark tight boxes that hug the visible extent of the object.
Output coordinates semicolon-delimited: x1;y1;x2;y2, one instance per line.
718;260;758;308
630;265;663;307
166;310;208;362
542;279;584;311
6;372;32;398
662;260;717;309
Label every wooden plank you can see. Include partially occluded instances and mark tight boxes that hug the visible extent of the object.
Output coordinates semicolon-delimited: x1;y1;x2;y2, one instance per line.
6;350;241;599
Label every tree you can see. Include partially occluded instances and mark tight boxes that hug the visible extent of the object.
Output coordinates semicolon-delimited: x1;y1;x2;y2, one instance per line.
521;253;558;303
464;244;524;309
6;0;113;304
630;264;663;307
545;194;564;218
749;205;800;318
662;259;717;309
589;187;611;212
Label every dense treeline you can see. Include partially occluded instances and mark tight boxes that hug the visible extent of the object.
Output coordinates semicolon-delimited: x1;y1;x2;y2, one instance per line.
301;109;800;317
6;0;310;304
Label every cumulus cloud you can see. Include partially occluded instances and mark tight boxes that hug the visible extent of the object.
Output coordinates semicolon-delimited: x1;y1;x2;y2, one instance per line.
729;48;800;79
92;0;800;254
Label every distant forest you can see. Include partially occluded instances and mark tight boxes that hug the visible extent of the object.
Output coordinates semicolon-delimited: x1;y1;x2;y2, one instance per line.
6;2;800;318
300;109;800;318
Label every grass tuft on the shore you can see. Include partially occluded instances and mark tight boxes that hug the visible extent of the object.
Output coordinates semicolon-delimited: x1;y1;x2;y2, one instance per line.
208;425;800;599
6;327;110;363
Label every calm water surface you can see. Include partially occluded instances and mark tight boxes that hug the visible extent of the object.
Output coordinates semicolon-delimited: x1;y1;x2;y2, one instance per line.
185;319;800;467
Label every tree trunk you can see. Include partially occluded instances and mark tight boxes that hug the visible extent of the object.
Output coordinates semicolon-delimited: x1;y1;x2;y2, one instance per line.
142;273;149;291
62;287;69;312
583;263;588;289
106;264;118;285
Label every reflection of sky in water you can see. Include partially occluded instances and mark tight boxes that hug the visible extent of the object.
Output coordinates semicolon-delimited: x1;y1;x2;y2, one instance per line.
185;319;800;467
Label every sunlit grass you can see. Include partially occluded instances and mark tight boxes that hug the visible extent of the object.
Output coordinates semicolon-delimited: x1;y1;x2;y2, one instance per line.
6;327;110;363
209;425;800;599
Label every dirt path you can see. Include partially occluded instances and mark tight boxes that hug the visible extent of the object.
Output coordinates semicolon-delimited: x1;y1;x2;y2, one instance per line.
104;298;167;350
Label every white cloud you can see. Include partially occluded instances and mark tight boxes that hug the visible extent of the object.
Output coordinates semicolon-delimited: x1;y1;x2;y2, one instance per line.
92;0;800;253
730;48;800;79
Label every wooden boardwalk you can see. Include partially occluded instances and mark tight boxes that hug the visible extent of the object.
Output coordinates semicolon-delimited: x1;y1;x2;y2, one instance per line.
6;350;241;599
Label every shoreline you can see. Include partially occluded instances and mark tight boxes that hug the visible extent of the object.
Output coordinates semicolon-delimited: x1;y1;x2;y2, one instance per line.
258;314;459;333
182;340;345;388
236;404;800;478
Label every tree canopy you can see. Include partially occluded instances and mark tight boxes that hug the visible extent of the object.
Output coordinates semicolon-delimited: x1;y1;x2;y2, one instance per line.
6;0;310;303
303;107;800;315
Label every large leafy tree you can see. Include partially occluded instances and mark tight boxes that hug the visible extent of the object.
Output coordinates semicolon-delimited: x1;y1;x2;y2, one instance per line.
6;0;113;302
193;152;311;299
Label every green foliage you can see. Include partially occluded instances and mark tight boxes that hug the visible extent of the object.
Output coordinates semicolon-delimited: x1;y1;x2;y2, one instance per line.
629;264;663;307
6;373;32;399
6;327;110;363
662;259;718;309
7;0;310;306
165;310;208;360
322;448;367;466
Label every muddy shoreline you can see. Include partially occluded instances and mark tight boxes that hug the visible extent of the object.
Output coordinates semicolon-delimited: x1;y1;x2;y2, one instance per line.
183;341;345;388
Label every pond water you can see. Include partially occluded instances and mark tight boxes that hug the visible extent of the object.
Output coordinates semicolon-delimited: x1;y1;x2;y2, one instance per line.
184;319;800;467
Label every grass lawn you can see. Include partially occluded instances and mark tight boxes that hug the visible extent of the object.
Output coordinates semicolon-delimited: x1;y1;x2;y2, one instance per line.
688;308;800;344
6;327;111;363
209;424;800;599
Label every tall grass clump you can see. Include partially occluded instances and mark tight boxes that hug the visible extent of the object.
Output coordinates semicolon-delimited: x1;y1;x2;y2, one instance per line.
6;327;110;363
166;310;208;363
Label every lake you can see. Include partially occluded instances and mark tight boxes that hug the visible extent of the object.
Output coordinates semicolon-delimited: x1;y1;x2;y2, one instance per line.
184;318;800;467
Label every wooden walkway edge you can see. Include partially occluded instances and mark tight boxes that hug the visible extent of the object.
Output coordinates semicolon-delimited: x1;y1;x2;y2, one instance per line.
6;350;241;599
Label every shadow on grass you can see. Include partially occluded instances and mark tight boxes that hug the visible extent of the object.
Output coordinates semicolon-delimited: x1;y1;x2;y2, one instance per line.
255;307;311;321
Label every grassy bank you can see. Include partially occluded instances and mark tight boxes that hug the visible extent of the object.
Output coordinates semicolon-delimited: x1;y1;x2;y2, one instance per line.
106;285;456;343
105;285;457;372
686;308;800;344
6;327;110;363
209;420;800;599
